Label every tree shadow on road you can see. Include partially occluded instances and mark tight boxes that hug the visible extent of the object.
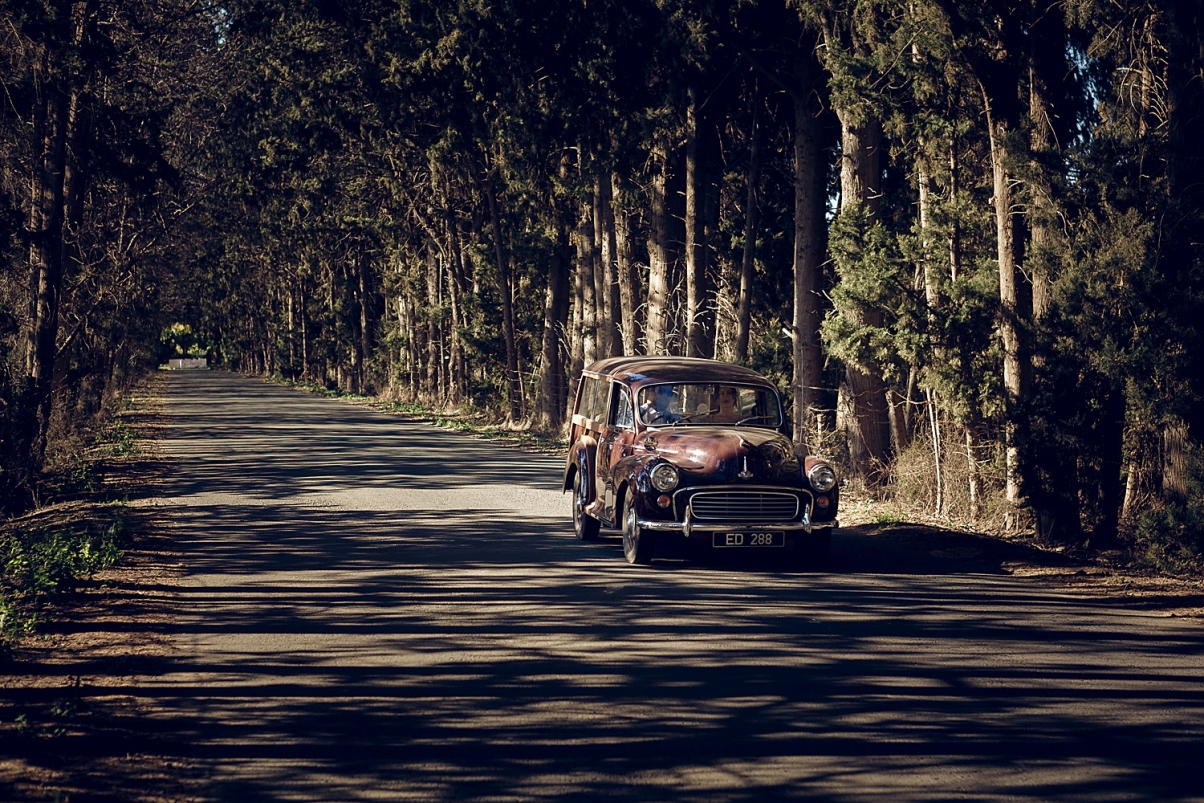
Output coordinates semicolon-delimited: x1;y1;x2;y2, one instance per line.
7;501;1200;802
6;371;1202;802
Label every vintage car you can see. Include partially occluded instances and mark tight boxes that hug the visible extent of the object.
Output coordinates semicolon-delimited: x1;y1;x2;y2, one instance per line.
563;356;839;565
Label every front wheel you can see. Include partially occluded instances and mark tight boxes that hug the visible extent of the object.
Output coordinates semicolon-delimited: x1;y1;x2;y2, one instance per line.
572;473;600;541
622;498;654;565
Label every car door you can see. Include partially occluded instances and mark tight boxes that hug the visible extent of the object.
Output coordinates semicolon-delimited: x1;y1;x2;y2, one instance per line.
598;383;635;523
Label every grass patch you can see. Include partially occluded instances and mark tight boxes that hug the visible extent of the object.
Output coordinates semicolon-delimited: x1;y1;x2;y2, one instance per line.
271;376;369;400
1;507;130;644
100;420;140;458
873;510;904;528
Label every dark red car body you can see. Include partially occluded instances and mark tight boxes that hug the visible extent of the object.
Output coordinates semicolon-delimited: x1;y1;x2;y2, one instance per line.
563;356;839;565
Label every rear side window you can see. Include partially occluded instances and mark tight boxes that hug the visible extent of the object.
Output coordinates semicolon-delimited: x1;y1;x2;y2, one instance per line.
576;375;608;423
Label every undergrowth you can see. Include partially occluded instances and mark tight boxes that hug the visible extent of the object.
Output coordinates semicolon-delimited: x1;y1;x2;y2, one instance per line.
0;509;130;644
1;378;152;650
1131;443;1204;575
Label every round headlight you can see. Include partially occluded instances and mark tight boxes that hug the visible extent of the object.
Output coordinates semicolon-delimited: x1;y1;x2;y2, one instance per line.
808;463;836;493
649;463;680;492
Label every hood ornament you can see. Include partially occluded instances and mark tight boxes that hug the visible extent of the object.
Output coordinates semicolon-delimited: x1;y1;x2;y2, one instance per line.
738;455;754;480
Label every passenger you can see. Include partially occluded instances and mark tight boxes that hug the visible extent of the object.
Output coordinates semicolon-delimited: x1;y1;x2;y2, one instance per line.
711;387;741;423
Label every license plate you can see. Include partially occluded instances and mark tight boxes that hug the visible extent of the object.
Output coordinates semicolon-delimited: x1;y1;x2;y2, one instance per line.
712;531;785;548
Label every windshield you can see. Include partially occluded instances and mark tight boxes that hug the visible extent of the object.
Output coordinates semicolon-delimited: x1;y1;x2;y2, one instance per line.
636;383;782;428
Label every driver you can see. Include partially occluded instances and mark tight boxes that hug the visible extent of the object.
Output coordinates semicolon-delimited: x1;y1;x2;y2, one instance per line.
640;384;679;425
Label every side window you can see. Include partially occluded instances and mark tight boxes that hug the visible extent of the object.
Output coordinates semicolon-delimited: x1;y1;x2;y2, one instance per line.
590;379;610;422
577;375;597;420
580;376;592;418
577;375;610;423
612;387;633;430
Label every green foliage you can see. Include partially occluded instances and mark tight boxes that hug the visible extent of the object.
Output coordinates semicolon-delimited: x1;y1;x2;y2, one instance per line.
160;323;210;362
1134;503;1204;575
874;510;903;527
101;422;140;459
0;512;129;643
823;206;923;386
1132;443;1204;574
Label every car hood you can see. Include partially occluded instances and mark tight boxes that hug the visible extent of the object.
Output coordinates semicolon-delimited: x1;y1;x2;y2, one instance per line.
639;426;802;485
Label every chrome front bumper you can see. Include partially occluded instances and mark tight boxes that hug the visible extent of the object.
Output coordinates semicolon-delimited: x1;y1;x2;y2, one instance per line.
639;513;839;537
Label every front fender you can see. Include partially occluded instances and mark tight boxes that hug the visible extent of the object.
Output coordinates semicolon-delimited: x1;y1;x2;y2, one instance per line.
615;453;673;519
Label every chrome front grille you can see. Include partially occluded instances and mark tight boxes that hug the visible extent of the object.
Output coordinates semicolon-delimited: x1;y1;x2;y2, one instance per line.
688;491;800;522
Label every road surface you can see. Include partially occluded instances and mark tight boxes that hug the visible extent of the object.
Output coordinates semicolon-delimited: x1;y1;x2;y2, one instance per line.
146;370;1203;801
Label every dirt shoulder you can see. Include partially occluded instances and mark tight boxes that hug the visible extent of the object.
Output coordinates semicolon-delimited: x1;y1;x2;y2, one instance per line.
0;507;200;803
0;376;203;803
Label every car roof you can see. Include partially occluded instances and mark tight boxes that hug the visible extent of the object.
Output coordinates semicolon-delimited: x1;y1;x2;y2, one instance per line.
582;356;778;388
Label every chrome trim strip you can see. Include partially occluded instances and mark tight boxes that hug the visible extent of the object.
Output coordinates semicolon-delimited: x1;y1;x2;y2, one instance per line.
638;518;839;534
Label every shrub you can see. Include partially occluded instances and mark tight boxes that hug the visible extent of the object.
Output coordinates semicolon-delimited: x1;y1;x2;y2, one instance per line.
1133;503;1204;575
0;512;129;642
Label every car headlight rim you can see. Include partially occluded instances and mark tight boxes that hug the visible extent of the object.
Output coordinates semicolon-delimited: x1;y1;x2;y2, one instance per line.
649;463;680;492
808;463;836;493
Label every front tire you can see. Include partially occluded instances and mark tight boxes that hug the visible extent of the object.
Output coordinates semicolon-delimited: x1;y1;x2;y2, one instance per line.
572;473;600;541
622;498;654;565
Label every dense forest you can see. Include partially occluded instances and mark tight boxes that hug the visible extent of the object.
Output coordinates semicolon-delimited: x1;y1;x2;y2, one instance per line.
3;0;1204;566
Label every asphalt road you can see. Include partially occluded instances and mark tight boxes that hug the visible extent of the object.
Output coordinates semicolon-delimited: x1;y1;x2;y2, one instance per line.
151;370;1204;802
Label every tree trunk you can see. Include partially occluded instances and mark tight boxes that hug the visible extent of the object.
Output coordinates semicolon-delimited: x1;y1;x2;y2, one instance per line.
985;102;1030;515
595;170;623;358
1027;14;1064;325
299;278;310;380
287;279;297;374
918;151;938;310
927;389;944;515
646;141;672;355
425;243;439;402
589;178;609;360
445;208;468;404
357;245;372;394
565;237;585;422
405;294;419;399
484;175;521;421
838;115;893;480
965;419;982;520
791;72;826;448
575;196;598;366
949;139;962;283
1163;422;1189;505
1160;1;1204;508
536;231;572;431
684;86;715;359
612;172;641;355
24;73;74;470
735;99;761;364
